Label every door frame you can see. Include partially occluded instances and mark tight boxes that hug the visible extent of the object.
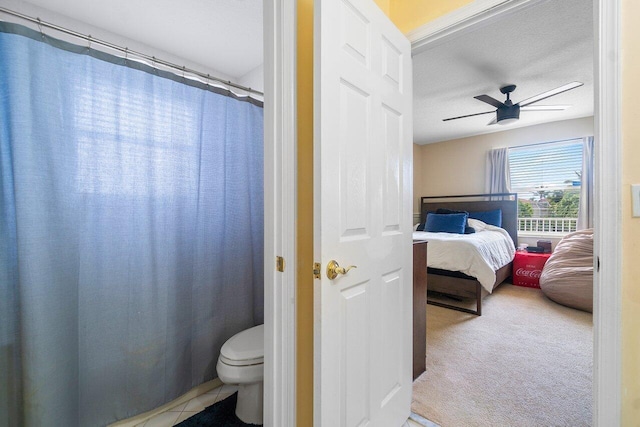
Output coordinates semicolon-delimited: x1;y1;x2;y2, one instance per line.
264;0;297;426
406;0;621;425
263;0;623;424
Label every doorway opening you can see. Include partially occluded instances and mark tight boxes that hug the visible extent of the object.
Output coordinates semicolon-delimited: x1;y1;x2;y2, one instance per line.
408;0;618;425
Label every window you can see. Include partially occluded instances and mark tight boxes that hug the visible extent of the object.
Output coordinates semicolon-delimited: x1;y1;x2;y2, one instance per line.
509;139;583;234
73;73;199;197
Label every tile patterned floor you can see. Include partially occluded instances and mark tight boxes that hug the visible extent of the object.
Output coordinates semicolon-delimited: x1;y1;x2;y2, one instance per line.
135;384;238;427
135;387;438;427
406;412;440;427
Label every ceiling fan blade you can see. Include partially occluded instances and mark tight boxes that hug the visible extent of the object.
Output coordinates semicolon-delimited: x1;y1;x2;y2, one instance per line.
518;82;583;107
474;94;506;108
442;111;495;122
520;105;571;111
487;116;498;125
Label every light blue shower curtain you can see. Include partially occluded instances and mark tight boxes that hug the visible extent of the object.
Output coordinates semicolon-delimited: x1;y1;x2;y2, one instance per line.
0;23;263;427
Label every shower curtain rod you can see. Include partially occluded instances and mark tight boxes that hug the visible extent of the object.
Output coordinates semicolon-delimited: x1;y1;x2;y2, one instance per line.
0;6;264;97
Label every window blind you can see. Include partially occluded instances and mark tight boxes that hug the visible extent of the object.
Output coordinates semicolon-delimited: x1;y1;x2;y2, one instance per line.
509;139;584;199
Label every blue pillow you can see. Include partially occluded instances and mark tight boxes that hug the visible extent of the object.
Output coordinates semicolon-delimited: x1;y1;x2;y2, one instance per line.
434;208;476;233
416;211;437;231
425;213;467;234
468;209;502;227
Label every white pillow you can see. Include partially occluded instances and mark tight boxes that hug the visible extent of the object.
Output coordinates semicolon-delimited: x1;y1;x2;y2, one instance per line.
414;223;420;231
468;218;487;232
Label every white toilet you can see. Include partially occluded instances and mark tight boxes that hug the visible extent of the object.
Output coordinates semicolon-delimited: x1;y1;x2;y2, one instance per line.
216;324;264;425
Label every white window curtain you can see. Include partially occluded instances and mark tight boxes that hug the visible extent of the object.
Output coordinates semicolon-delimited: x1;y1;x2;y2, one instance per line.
486;147;511;194
577;136;594;229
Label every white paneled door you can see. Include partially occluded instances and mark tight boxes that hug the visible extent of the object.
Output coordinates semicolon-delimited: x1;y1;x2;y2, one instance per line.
313;0;413;425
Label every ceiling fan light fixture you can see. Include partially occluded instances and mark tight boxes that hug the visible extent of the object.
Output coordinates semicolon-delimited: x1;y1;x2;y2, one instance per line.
496;104;520;124
498;117;519;125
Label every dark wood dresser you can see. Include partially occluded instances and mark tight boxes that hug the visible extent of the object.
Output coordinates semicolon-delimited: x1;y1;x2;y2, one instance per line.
412;240;428;380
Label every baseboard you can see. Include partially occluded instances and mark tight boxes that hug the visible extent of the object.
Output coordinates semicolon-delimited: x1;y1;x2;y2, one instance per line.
108;378;224;427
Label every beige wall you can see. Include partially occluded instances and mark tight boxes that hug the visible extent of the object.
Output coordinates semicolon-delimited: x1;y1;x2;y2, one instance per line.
413;116;594;214
413;142;423;221
622;0;640;424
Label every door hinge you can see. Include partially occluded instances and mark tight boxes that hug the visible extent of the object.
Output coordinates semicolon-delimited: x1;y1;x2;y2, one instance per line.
597;256;600;272
276;256;285;272
313;262;321;279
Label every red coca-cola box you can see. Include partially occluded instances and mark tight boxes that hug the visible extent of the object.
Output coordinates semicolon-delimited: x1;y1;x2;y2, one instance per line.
512;251;552;288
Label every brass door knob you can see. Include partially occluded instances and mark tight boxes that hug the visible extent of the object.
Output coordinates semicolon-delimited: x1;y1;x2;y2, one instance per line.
326;260;357;280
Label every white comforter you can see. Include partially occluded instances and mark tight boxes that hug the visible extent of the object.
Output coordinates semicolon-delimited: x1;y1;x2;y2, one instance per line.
412;225;516;292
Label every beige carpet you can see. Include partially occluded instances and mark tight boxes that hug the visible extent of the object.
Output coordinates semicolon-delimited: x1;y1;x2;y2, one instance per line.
412;283;593;427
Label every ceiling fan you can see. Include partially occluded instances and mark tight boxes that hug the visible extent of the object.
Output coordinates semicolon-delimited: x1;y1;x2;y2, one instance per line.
443;81;584;125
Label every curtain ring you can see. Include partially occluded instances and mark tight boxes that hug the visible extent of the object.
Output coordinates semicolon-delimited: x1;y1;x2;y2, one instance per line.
151;56;157;72
87;35;92;50
124;47;129;62
36;17;44;39
182;66;186;80
205;74;210;90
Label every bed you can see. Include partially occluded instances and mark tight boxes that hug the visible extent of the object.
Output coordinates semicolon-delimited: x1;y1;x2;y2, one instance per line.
413;193;518;316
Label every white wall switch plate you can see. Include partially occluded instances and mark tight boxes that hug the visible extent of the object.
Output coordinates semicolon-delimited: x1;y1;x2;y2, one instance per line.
632;184;640;217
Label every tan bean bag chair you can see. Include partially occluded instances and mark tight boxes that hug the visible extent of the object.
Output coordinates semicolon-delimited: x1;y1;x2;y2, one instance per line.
539;228;594;312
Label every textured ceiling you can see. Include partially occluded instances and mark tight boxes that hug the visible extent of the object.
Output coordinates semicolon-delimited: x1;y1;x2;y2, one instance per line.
413;0;594;145
20;0;263;79
14;0;591;134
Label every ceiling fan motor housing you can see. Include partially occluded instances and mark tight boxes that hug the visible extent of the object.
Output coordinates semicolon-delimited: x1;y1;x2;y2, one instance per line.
497;104;520;123
500;84;517;95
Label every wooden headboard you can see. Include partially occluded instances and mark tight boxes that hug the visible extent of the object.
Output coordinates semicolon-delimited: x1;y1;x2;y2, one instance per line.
420;193;518;247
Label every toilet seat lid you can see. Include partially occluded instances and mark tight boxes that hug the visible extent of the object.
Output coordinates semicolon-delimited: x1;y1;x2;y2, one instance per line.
220;324;264;366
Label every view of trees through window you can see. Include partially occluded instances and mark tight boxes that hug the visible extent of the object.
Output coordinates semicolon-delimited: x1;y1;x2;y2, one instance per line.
510;139;583;223
516;188;580;218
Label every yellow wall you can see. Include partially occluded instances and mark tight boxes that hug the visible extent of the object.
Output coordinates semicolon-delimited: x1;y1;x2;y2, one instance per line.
297;0;314;425
390;0;474;33
622;0;640;424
